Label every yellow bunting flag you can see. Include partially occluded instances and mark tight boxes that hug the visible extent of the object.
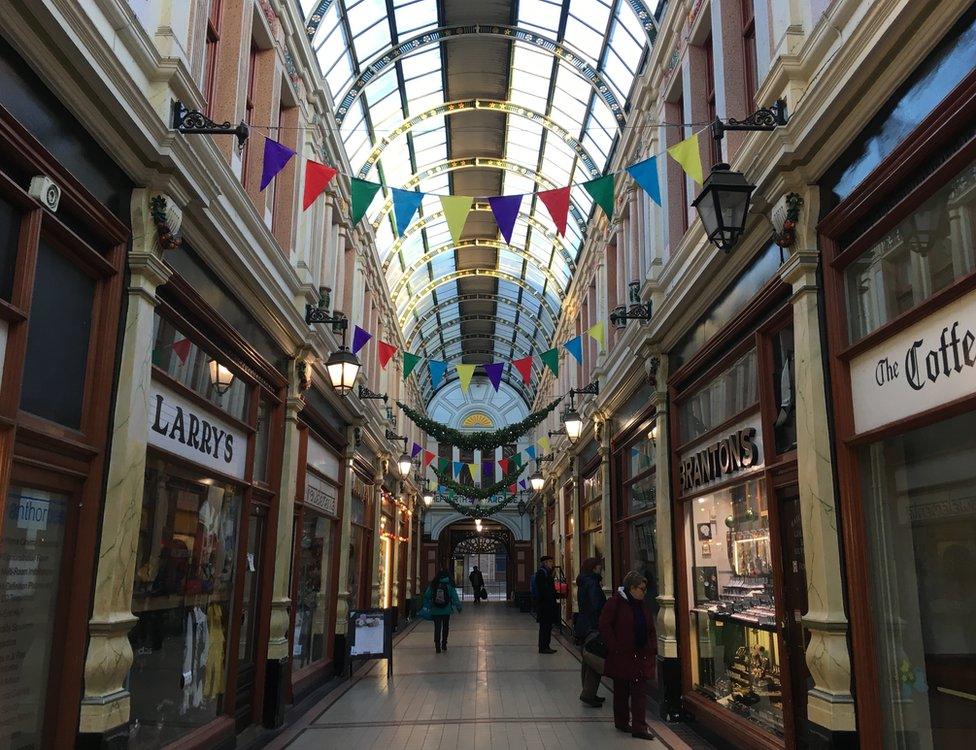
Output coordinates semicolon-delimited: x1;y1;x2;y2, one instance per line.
667;133;704;185
539;435;551;454
469;463;480;480
587;321;606;350
456;363;476;393
440;195;473;246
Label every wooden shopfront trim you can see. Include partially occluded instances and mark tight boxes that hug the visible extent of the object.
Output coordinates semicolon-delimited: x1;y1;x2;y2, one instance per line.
288;418;345;699
668;278;801;750
0;104;127;749
609;401;657;581
816;60;976;750
152;271;287;736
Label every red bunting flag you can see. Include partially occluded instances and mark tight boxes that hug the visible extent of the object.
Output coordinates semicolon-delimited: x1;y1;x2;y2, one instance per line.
512;356;533;384
378;340;397;369
538;186;571;236
423;450;435;468
302;160;338;210
498;458;510;474
508;484;517;494
171;338;191;364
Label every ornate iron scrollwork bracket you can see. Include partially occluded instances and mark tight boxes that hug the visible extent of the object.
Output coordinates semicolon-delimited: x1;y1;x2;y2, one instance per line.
711;99;788;142
171;100;249;150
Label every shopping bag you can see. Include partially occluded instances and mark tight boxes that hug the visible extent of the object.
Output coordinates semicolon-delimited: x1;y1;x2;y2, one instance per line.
419;605;433;621
479;587;488;600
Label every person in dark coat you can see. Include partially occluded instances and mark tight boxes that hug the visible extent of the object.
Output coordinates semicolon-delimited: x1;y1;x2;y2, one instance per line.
575;557;608;706
469;565;485;605
598;570;656;741
533;555;559;653
423;569;461;653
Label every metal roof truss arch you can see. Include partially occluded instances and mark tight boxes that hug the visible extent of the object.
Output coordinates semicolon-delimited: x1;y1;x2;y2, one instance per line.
402;294;557;344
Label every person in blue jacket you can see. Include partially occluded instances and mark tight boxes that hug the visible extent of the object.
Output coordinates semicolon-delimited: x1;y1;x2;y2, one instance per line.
423;569;462;653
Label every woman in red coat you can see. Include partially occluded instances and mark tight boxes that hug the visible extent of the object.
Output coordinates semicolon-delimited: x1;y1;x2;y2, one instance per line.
598;570;656;741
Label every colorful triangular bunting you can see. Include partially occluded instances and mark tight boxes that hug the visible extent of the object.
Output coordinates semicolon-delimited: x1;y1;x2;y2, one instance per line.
667;133;704;184
171;338;191;364
583;174;615;221
303;160;338;210
350;178;382;225
564;335;584;364
541;348;559;377
525;445;536;460
484;362;504;391
539;435;551;454
453;461;465;478
259;137;295;191
429;360;447;388
403;352;422;379
392;188;425;236
626;155;662;206
587;321;606;350
498;458;510;474
423;450;436;468
538;186;571;236
440;195;473;245
456;363;476;393
513;356;533;384
378;340;397;369
487;194;522;244
351;325;372;355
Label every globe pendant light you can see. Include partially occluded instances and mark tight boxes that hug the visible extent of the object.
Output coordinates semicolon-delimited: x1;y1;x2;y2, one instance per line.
692;163;755;253
325;346;361;395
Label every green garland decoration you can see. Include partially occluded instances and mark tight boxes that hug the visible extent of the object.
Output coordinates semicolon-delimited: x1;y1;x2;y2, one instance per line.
396;397;562;452
434;463;528;499
440;492;519;518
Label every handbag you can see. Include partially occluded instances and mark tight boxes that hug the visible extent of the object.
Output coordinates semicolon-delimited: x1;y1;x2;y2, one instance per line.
418;605;433;621
553;566;568;599
582;631;607;674
479;587;488;600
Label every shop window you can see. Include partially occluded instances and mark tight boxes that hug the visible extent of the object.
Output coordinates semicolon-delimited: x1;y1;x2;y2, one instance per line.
292;513;334;670
347;524;363;609
238;504;265;667
151;313;250;422
686;478;782;737
20;238;94;429
0;486;69;746
771;325;797;454
844;159;976;342
0;196;20;300
629;515;658;617
679;348;758;444
128;464;242;749
581;471;604;560
858;410;976;747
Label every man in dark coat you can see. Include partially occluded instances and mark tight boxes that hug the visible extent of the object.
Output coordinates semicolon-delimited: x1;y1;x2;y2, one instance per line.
598;570;656;740
534;555;559;653
469;565;485;605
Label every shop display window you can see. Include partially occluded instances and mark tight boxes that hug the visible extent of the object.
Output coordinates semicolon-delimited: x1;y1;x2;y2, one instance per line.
686;478;783;737
678;348;758;444
292;513;334;670
619;426;658;620
151;313;250;422
858;410;976;748
771;325;796;454
581;471;603;560
127;463;241;749
628;516;658;617
0;487;69;747
253;400;271;484
844;158;976;342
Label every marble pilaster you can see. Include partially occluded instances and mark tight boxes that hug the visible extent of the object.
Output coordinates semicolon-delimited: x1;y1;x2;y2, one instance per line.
650;357;678;661
334;425;357;634
780;242;856;734
79;189;172;733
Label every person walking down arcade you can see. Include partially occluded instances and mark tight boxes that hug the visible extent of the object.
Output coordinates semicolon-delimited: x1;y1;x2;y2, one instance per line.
423;569;461;653
599;570;656;741
469;565;485;605
575;557;608;706
533;555;559;654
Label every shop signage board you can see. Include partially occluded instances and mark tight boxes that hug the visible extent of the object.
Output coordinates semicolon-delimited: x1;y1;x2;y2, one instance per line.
307;436;341;481
148;380;248;480
347;608;394;679
678;415;763;495
851;289;976;433
305;471;338;517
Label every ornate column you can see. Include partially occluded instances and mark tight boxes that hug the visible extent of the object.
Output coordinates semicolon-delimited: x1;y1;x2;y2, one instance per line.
779;190;856;745
371;458;387;606
332;423;358;674
596;415;613;595
79;190;174;742
650;354;681;721
263;357;306;726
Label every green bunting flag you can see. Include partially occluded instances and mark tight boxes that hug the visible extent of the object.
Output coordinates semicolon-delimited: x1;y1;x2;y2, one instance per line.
403;351;422;379
583;174;615;221
351;178;382;225
541;347;559;377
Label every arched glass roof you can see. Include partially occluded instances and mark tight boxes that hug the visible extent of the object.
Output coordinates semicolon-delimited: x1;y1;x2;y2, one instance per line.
300;0;659;406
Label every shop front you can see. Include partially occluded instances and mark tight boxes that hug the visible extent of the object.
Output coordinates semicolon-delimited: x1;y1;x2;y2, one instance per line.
669;259;806;748
0;39;131;747
818;10;976;746
288;416;344;700
124;272;285;747
347;467;375;612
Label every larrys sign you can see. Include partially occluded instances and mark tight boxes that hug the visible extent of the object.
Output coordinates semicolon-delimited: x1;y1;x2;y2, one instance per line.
851;290;976;433
148;381;247;479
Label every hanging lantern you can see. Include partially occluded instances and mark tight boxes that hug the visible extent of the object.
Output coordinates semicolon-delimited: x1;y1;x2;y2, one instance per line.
530;470;545;492
208;359;235;395
562;407;583;444
692;163;756;253
325;347;361;395
397;452;413;478
422;489;434;507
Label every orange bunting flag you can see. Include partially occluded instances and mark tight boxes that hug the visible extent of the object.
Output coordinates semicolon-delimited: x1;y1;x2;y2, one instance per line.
378;340;397;369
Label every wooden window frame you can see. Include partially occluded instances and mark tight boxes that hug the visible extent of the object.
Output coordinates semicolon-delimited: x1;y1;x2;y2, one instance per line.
741;0;757;113
203;0;223;117
816;64;976;749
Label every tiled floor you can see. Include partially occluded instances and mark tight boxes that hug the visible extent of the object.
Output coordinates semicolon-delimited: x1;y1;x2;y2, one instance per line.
269;603;707;750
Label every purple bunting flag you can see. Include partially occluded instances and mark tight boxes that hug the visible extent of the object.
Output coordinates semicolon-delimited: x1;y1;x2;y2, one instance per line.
487;194;523;244
483;361;505;392
411;442;422;458
259;137;296;191
351;325;372;355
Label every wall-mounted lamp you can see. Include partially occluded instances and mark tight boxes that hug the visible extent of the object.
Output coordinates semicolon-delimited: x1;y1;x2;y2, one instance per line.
208;360;235;395
610;301;653;329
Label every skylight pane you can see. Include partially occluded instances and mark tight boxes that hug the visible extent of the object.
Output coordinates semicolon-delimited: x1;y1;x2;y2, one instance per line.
354;19;391;61
564;15;605;65
518;0;563;30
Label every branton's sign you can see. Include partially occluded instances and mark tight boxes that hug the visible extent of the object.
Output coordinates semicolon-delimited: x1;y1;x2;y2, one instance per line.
679;418;762;494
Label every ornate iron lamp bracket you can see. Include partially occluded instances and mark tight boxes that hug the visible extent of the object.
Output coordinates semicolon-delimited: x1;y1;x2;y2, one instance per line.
172;100;249;149
711;99;788;142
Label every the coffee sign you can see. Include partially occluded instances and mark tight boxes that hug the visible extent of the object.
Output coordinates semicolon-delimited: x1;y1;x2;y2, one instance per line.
679;419;762;494
851;290;976;433
148;381;247;479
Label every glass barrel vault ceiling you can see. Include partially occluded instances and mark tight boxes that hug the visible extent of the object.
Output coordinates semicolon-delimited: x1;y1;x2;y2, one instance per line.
300;0;658;406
